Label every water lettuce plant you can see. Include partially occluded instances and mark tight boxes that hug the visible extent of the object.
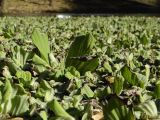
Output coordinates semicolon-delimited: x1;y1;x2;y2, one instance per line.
0;17;160;120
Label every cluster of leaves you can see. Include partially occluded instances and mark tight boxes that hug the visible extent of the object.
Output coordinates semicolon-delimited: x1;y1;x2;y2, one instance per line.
0;16;160;120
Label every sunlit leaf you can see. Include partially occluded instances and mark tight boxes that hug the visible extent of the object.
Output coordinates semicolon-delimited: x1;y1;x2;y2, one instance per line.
16;70;32;86
48;99;75;120
39;110;48;120
36;80;54;102
0;80;29;116
66;34;99;74
103;61;112;73
81;84;94;98
32;54;50;67
65;66;80;80
10;95;29;116
32;29;50;63
134;100;158;118
121;65;146;88
113;77;124;95
103;97;135;120
12;46;31;68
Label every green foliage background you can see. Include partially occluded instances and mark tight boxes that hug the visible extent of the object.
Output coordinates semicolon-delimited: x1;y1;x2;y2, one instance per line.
0;16;160;119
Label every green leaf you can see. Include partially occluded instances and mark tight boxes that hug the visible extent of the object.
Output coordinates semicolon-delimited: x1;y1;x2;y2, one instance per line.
16;70;32;86
32;54;50;73
72;95;83;108
0;79;29;115
95;86;112;98
103;97;135;120
66;34;96;63
32;29;50;63
145;65;150;83
65;66;80;80
49;53;58;66
32;54;50;67
81;84;94;98
13;84;28;95
0;51;6;59
1;99;12;114
48;99;75;120
0;79;13;114
50;117;74;120
135;73;147;88
78;58;99;74
121;65;146;88
140;33;149;45
65;34;99;74
12;46;31;68
82;104;92;120
39;110;48;120
121;66;137;85
103;61;112;73
16;71;31;81
154;81;160;99
113;77;124;95
134;100;158;118
3;79;12;102
6;60;21;75
10;95;29;116
36;80;54;102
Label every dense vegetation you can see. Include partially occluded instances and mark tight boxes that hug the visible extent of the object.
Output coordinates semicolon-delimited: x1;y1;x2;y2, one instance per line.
0;16;160;120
